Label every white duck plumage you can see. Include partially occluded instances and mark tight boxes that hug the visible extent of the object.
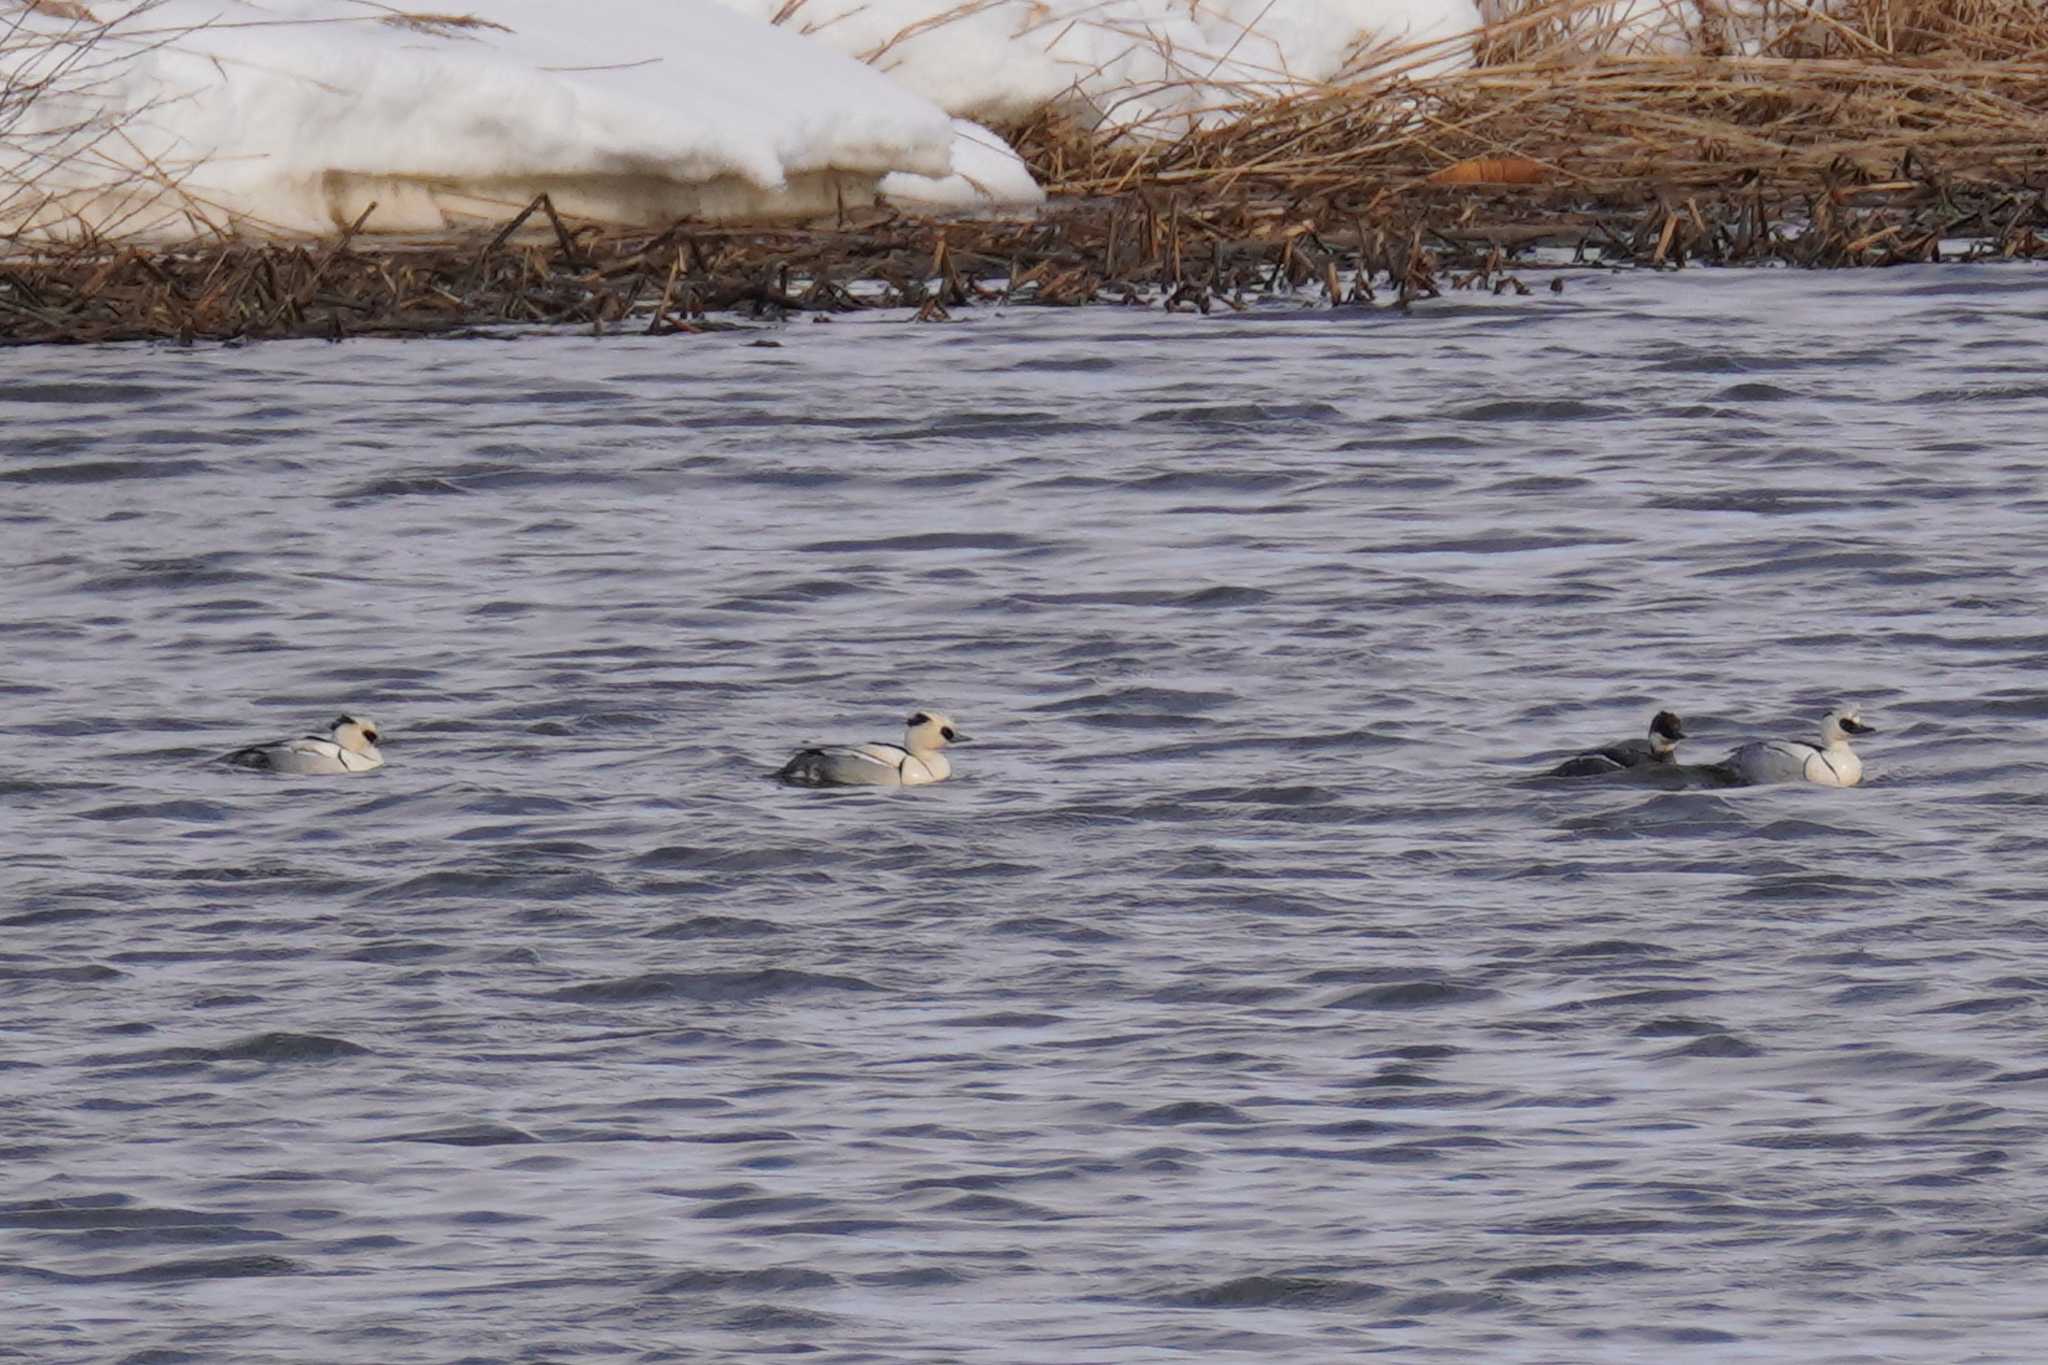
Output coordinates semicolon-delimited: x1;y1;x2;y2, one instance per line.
224;714;386;775
1719;708;1875;787
778;709;966;787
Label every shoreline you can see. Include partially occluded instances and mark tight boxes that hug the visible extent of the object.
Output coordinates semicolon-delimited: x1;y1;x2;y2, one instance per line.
8;2;2048;347
5;176;2045;347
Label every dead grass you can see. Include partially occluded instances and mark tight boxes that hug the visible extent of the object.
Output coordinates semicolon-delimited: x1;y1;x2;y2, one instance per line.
1;1;231;241
1473;0;2048;61
377;12;513;38
1005;0;2048;199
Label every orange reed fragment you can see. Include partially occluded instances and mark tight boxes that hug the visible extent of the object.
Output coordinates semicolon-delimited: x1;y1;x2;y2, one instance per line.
1427;158;1551;186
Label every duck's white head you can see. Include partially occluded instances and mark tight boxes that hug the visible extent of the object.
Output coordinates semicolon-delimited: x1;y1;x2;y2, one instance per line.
1821;708;1875;744
331;714;383;756
904;710;965;754
1648;710;1686;754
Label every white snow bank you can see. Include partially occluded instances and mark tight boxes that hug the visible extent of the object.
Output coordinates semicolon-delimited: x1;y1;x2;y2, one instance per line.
1;0;1036;240
712;0;1484;136
882;119;1045;213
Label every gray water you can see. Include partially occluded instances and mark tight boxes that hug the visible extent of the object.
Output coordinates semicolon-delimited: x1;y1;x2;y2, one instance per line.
5;265;2048;1364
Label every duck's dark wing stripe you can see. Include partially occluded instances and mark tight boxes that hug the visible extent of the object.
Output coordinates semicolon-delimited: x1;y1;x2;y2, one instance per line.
862;742;911;775
1549;753;1621;777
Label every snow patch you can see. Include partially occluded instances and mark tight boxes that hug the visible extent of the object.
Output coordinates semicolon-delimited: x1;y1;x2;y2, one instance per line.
883;119;1046;213
3;0;1024;240
716;0;1484;134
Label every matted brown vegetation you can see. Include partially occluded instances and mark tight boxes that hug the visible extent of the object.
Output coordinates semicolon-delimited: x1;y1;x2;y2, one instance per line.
6;174;2046;345
1006;0;2048;199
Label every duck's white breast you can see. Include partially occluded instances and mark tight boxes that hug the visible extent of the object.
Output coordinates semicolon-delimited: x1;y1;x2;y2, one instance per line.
1803;747;1861;787
898;752;950;785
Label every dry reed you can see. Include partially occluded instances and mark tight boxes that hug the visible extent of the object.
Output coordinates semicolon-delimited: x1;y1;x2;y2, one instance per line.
1006;0;2048;198
1;1;228;242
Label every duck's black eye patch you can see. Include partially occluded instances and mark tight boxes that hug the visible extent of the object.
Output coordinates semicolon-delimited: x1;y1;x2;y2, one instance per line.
363;731;379;743
940;726;956;741
909;712;930;727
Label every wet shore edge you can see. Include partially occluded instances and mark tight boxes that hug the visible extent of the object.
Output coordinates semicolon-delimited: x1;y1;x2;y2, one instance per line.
5;173;2046;347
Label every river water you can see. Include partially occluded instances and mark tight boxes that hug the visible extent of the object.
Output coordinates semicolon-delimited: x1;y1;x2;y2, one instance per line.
5;265;2048;1363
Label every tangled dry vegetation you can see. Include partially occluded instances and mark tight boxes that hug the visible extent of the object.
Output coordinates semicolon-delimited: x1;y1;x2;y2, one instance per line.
1011;0;2048;197
4;0;2048;343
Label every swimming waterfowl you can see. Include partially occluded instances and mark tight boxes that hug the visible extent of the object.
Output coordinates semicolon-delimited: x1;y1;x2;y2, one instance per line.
1715;707;1875;788
1548;709;1687;777
778;710;965;787
224;715;385;774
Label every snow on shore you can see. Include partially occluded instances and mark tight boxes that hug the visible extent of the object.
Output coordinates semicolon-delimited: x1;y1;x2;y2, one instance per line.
718;0;1483;135
883;119;1050;213
4;0;1565;243
3;0;1041;240
2;0;1880;243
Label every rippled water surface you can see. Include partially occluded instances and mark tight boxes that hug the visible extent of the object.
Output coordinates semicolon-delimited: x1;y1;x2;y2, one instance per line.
6;265;2048;1363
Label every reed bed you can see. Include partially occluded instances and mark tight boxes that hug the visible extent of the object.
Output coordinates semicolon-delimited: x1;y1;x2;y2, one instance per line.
1007;0;2048;198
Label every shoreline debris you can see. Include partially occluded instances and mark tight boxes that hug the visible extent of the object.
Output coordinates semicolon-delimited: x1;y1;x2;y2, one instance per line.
4;176;2044;346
